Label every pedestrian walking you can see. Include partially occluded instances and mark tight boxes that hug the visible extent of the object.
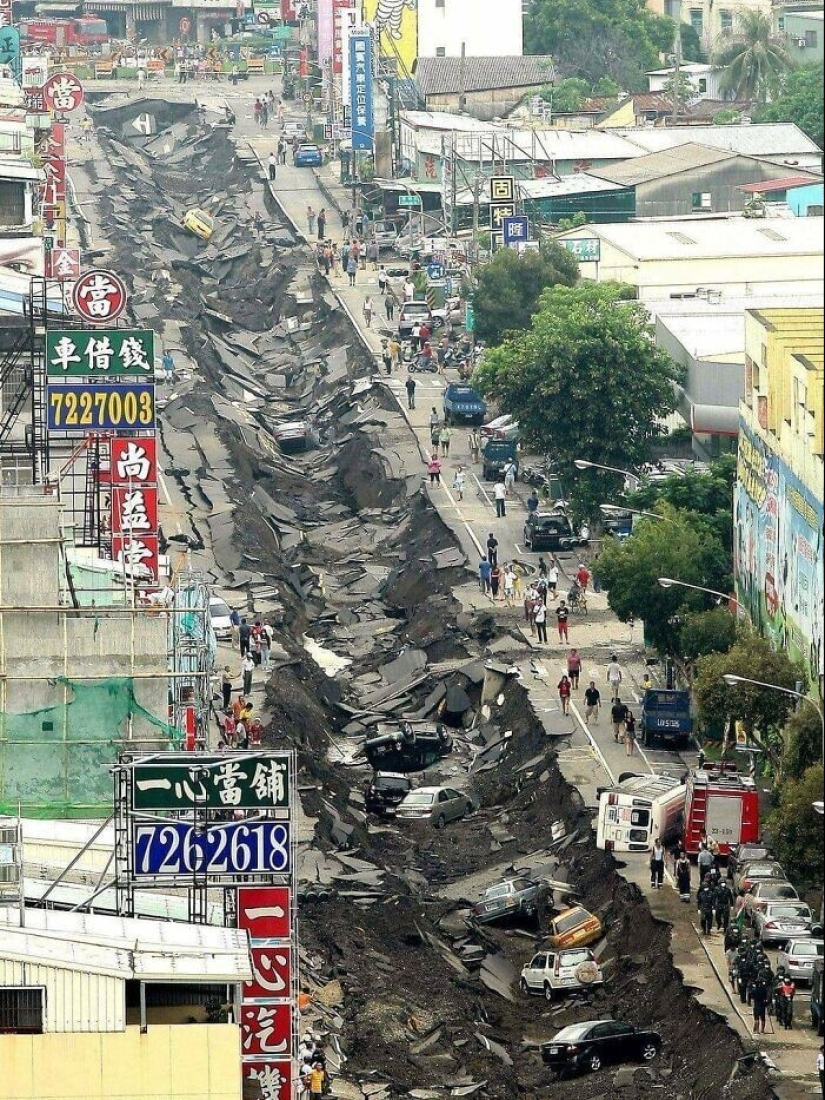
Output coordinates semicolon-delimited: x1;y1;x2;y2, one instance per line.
486;532;499;567
346;255;358;286
478;556;492;595
384;292;395;320
267;151;277;180
137;66;147;91
259;626;271;671
567;648;582;689
714;879;734;932
363;295;374;328
278;137;287;164
556;601;569;642
503;460;517;494
547;563;559;595
558;674;572;714
534;600;548;644
427;452;442;485
389;336;401;370
239;617;251;656
367;239;380;269
162;349;174;377
676;854;692;901
317;208;327;240
381;340;392;375
468;429;480;463
403;277;415;301
260;101;269;128
377;265;388;294
697;843;715;882
751;974;769;1033
503;563;515;605
221;665;233;710
525;585;538;634
584;681;601;724
494;478;507;517
816;1046;824;1095
607;654;623;701
576;561;591;590
650;840;665;889
490;562;501;600
453;465;465;500
527;489;539;514
624;708;636;756
241;653;254;696
611;696;628;742
439;424;452;457
307;205;316;235
429;407;441;447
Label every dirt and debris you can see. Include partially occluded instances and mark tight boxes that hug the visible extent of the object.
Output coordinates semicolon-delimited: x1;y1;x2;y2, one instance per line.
88;104;773;1100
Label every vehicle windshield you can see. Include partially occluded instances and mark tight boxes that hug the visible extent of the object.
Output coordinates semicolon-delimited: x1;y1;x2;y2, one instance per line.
485;884;514;899
533;517;570;532
209;600;231;618
746;863;782;876
402;304;431;317
402;791;436;806
554;909;590;934
375;776;409;792
758;883;796;895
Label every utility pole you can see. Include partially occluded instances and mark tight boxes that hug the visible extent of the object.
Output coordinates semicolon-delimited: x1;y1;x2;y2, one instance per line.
671;0;683;125
459;41;467;113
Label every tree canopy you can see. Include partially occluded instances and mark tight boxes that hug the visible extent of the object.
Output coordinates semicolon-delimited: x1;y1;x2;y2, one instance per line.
765;765;824;889
593;506;728;650
471;243;579;346
712;9;795;102
525;0;702;91
754;62;824;149
473;282;683;515
679;607;739;663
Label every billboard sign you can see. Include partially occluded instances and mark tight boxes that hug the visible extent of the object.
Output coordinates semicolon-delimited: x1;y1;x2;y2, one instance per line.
42;72;85;113
45;248;80;281
237;885;292;939
71;269;128;323
363;0;418;73
503;215;529;247
46;330;154;378
0;27;21;83
132;754;291;811
561;237;601;263
244;944;292;1000
348;32;373;150
133;820;292;878
46;383;156;433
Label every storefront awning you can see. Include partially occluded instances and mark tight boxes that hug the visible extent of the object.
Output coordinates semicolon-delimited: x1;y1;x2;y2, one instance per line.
371;177;443;195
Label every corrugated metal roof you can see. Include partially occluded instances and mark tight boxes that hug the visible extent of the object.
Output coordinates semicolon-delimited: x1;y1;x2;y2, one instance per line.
23;876;225;925
415;56;556;97
454;172;625;204
615;122;822;158
0;908;252;983
590;143;737;186
740;175;824;193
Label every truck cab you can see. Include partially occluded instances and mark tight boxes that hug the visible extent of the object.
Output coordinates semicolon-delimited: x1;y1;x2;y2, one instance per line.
481;438;518;481
641;688;693;749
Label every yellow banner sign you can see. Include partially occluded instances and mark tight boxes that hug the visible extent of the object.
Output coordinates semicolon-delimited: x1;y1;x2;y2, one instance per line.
363;0;418;74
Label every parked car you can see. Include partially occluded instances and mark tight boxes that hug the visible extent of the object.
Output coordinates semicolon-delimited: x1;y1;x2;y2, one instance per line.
294;143;323;167
398;300;434;340
481;438;518;481
752;901;813;944
523;511;586;552
547;906;603;950
370;221;400;251
208;596;233;641
472;878;548;925
480;414;519;442
744;880;799;918
734;861;787;893
364;772;413;817
395;785;475;828
541;1020;661;1077
811;957;824;1034
727;841;773;880
282;121;306;140
520;948;603;1000
443;382;487;426
777;939;824;983
182;207;214;240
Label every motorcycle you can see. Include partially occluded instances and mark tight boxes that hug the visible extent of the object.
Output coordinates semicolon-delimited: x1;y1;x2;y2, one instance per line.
407;355;439;374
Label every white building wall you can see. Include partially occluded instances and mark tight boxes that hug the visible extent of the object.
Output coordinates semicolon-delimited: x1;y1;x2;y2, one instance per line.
417;0;523;58
0;959;125;1032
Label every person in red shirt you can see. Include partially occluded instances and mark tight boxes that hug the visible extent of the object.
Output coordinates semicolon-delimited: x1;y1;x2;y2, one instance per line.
576;562;591;590
567;647;582;689
418;322;431;351
558;675;572;715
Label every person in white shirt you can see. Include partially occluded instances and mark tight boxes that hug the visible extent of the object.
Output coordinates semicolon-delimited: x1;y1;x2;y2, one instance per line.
607;654;622;701
547;563;559;595
403;279;415;301
494;479;507;517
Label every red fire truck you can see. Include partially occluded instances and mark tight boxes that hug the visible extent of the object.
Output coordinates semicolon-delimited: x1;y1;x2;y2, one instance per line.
19;17;110;49
683;761;760;857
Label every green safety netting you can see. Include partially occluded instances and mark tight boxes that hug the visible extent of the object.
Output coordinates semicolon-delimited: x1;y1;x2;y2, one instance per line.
0;676;179;818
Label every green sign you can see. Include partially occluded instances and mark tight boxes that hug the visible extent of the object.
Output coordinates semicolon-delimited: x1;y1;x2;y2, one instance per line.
398;194;422;207
561;238;601;263
271;25;293;40
132;753;291;811
46;330;155;378
465;303;475;333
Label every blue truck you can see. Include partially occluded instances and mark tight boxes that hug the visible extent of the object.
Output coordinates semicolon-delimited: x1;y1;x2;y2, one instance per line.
443;382;487;426
640;688;693;749
482;438;518;481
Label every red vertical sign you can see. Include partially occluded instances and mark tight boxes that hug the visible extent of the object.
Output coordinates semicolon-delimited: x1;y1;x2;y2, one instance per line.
109;437;160;582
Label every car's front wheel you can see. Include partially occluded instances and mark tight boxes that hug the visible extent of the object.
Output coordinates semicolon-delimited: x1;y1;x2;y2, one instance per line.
641;1042;660;1062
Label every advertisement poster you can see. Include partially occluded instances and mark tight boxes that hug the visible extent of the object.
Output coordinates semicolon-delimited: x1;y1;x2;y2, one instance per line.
734;418;824;690
362;0;417;74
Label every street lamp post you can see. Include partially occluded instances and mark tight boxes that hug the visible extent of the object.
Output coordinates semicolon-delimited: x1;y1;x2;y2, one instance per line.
601;503;667;522
658;577;751;625
722;673;825;763
574;458;640;491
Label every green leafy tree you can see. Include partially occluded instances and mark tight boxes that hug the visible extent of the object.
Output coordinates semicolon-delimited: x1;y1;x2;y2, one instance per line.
525;0;702;91
593;506;726;650
473;282;683;516
754;62;824;149
712;10;795;102
782;707;824;781
592;75;622;96
661;70;698;117
541;77;590;112
713;107;742;125
471;243;578;346
766;765;824;889
693;634;806;768
679;607;739;662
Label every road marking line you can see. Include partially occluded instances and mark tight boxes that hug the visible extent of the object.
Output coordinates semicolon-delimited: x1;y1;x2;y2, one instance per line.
570;701;616;784
472;472;493;510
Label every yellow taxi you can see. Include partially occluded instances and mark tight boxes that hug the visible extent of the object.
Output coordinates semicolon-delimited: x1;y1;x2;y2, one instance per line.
182;207;214;240
547;905;603;950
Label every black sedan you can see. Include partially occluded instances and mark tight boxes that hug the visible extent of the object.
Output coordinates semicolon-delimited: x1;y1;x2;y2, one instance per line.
542;1019;661;1077
364;772;412;817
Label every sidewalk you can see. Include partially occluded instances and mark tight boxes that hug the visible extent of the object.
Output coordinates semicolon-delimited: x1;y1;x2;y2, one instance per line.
244;111;820;1096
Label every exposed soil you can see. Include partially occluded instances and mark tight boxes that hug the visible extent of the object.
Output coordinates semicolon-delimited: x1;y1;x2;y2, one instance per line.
90;112;773;1100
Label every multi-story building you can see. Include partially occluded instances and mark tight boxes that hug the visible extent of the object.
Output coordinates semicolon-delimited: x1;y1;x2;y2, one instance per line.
775;4;824;63
734;307;824;692
416;0;523;59
649;0;772;51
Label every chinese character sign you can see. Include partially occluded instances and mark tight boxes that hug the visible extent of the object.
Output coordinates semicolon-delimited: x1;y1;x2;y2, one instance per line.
0;26;21;83
45;248;80;281
42;72;85;113
131;753;292;811
238;886;292;939
348;33;374;151
110;436;159;581
47;330;154;378
0;0;12;30
332;0;356;74
502;216;529;247
71;269;128;324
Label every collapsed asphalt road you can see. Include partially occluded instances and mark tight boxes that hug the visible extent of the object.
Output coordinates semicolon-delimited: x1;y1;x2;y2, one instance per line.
85;104;773;1100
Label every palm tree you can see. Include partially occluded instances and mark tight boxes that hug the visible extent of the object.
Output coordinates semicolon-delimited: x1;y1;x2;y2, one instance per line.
712;10;795;103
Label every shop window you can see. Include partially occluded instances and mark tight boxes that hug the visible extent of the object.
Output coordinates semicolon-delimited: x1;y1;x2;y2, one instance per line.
692;192;712;210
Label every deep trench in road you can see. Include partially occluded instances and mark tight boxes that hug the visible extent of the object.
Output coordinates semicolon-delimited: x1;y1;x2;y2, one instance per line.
87;107;772;1100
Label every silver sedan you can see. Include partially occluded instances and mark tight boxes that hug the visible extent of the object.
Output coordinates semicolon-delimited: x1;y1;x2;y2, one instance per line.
395;785;475;828
777;939;824;983
753;902;813;945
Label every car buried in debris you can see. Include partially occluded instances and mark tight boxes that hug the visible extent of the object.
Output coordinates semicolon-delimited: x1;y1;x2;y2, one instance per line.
364;722;453;773
472;878;549;925
364;772;413;817
542;1020;661;1077
520;948;603;999
395;785;475;828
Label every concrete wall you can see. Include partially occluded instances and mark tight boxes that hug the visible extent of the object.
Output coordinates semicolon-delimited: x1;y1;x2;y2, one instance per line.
425;84;544;121
0;1024;242;1100
417;0;523;57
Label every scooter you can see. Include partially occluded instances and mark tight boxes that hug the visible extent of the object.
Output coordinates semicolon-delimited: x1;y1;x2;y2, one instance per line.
407;356;439;374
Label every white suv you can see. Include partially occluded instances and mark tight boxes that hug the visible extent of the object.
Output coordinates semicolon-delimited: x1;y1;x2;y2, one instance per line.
520;948;603;1000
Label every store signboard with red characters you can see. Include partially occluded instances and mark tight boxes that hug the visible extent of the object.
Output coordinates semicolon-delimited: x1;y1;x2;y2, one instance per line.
110;437;159;581
238;885;297;1099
